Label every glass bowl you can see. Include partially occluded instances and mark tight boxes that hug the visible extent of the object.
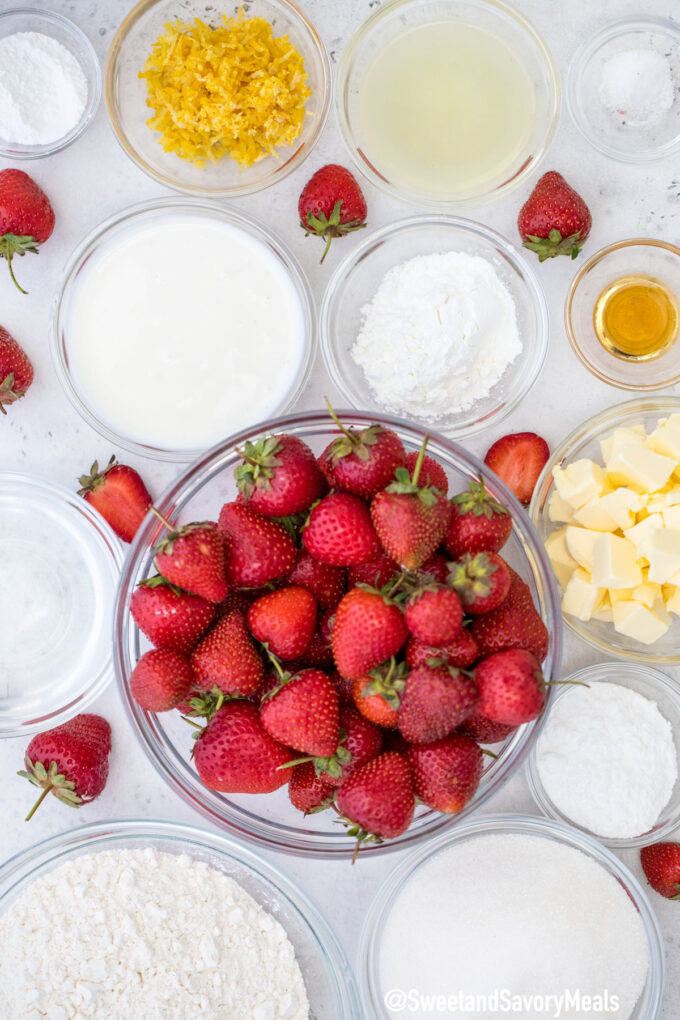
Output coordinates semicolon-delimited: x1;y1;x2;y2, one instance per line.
527;662;680;850
106;0;330;197
0;818;359;1018
567;17;680;164
0;8;101;159
114;409;562;859
358;814;665;1020
530;396;680;663
0;473;123;739
319;216;549;439
565;239;680;391
51;198;315;463
336;0;558;209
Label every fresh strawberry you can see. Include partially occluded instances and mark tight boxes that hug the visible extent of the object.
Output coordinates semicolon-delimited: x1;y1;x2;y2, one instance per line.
336;752;415;854
218;502;296;587
475;648;545;725
298;163;367;262
19;714;111;820
484;432;550;506
470;583;549;661
346;554;400;589
405;629;480;671
287;550;346;610
459;712;517;744
448;551;511;615
303;491;382;566
417;552;449;584
398;664;478;744
193;701;293;794
129;648;194;712
318;407;406;500
518;170;591;262
313;703;384;786
407;734;483;814
153;518;228;603
301;624;334;668
130;576;216;653
191;609;263;696
329;668;354;704
0;169;55;294
640;842;680;900
404;585;463;646
352;658;408;729
332;587;408;679
445;480;512;558
0;326;33;413
247;586;317;661
371;442;452;570
288;761;336;814
78;456;152;543
404;451;448;495
260;667;339;757
234;433;326;517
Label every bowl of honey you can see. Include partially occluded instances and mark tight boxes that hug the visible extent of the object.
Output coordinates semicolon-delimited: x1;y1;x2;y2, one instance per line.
565;238;680;390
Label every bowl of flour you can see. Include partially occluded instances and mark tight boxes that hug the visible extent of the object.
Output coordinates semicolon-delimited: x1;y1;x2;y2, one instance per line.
320;215;548;439
0;819;360;1019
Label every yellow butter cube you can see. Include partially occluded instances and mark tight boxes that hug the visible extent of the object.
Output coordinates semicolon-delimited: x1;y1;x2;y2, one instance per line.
600;427;647;464
591;533;642;589
623;514;664;559
605;443;677;494
592;594;613;622
597;487;644;530
612;600;671;644
552;460;607;510
565;526;601;572
573;499;619;532
545;529;578;589
562;568;606;622
548;491;575;524
632;578;662;609
663;504;680;529
647;414;680;460
646;529;680;584
609;587;634;605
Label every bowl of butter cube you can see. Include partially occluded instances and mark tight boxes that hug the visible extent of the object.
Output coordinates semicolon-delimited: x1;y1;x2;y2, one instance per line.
531;397;680;662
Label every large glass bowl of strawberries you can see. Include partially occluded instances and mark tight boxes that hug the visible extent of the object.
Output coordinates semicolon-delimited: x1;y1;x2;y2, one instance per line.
114;408;562;859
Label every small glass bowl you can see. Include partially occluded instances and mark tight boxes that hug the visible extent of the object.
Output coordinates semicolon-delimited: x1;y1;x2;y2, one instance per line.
0;8;101;159
336;0;558;209
0;819;360;1018
0;473;123;738
568;17;680;164
527;662;680;849
106;0;330;197
320;216;548;439
114;410;562;859
565;238;680;391
51;198;315;463
530;396;680;664
358;814;665;1020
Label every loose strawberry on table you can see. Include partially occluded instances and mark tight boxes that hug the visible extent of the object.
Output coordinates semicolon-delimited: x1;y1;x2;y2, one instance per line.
483;432;550;506
130;576;216;653
0;168;55;294
640;842;680;900
78;456;153;543
129;648;194;712
0;325;33;413
518;170;591;262
298;163;367;262
235;433;326;517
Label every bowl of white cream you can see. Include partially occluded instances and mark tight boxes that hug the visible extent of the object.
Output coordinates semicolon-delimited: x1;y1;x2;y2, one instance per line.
52;198;315;461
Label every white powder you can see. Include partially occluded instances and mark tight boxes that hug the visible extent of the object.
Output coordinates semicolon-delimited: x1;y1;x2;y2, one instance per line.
536;681;678;840
351;251;521;420
0;848;310;1019
0;32;88;145
380;834;649;1020
599;48;675;126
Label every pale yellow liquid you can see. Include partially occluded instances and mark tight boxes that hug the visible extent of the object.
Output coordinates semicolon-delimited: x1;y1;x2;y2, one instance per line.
358;21;536;196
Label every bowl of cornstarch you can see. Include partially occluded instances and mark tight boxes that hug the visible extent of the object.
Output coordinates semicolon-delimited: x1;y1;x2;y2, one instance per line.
0;8;101;159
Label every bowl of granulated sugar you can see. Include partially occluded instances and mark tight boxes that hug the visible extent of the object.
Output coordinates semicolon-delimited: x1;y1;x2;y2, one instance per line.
0;8;101;159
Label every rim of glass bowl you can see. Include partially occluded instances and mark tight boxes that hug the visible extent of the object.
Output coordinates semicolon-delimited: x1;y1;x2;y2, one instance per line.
335;0;559;210
105;0;330;197
0;8;102;160
358;813;666;1020
565;238;680;391
0;818;361;1018
0;473;123;739
114;408;563;859
526;662;680;850
567;16;680;164
530;395;680;663
50;197;316;463
319;215;550;438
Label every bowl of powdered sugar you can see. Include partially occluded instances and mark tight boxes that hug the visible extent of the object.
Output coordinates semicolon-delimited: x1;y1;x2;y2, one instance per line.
320;215;548;439
0;819;360;1019
0;8;101;159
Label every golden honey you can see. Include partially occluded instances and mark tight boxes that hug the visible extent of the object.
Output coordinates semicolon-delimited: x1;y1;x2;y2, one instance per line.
593;274;679;361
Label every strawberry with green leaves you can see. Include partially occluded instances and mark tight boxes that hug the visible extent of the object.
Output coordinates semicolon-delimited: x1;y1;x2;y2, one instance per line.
260;667;339;757
153;515;228;603
129;648;194;712
78;456;153;543
318;402;406;500
0;326;33;413
247;586;317;661
518;170;591;262
336;751;415;859
218;502;296;587
130;575;215;654
19;714;112;821
191;609;263;696
445;479;512;559
193;701;293;794
312;704;384;786
0;168;55;293
235;433;326;517
404;450;449;495
331;586;408;679
397;664;478;744
448;551;511;615
640;842;680;900
288;761;336;815
303;491;382;567
404;584;463;646
407;733;483;814
352;657;407;729
470;571;549;662
298;164;367;262
347;553;400;589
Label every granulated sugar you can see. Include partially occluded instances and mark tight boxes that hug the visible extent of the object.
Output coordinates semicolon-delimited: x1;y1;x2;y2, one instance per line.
380;833;649;1020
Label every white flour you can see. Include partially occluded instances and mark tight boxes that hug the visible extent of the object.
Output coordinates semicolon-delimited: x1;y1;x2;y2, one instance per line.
536;681;678;839
351;251;521;419
0;848;310;1020
0;32;87;145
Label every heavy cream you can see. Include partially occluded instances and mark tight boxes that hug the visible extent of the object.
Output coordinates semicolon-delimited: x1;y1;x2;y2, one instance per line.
65;213;307;452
